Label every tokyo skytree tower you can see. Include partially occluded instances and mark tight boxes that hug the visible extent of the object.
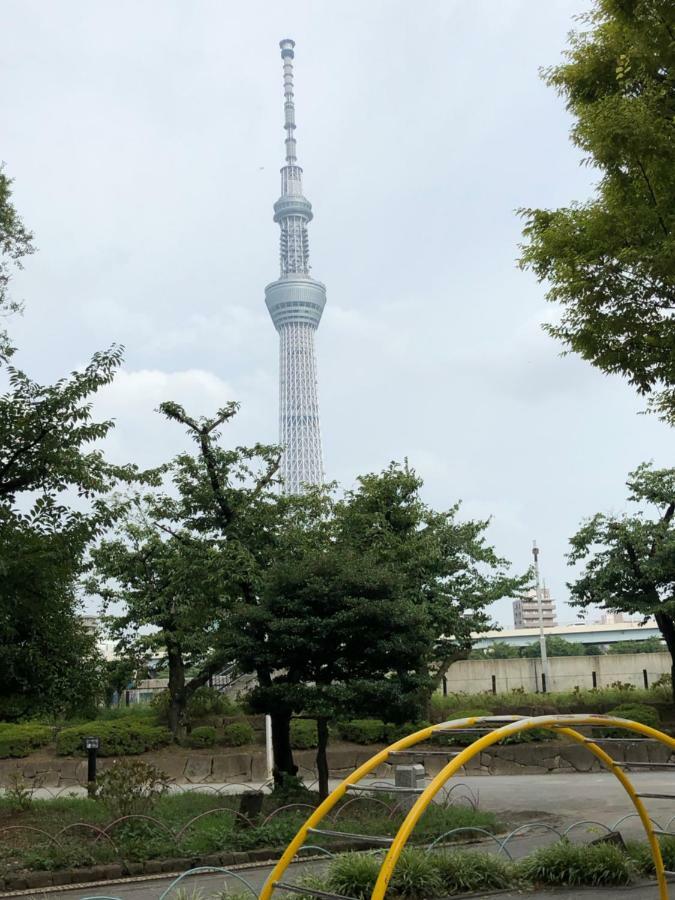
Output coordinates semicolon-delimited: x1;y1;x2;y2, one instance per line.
265;39;326;494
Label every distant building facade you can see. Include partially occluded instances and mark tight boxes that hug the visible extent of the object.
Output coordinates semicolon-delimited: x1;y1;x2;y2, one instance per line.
512;587;558;629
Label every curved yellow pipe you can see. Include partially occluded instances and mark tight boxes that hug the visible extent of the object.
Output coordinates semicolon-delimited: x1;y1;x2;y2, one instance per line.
258;716;513;900
372;715;675;900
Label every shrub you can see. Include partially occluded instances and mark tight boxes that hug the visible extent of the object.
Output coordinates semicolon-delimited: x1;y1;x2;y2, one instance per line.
338;719;385;744
600;702;661;739
151;687;238;725
290;719;317;749
389;849;443;900
383;722;430;744
607;703;660;729
186;726;216;748
628;835;675;876
328;852;380;899
433;849;516;893
2;773;39;811
186;687;238;719
429;694;495;723
56;721;172;756
96;759;171;817
518;839;633;887
221;721;255;747
0;723;53;758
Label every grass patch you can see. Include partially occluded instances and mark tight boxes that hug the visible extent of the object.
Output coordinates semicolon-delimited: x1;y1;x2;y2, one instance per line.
517;838;634;887
0;790;499;875
286;841;650;899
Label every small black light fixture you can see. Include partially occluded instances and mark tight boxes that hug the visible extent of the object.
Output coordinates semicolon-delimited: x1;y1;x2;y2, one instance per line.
84;736;100;796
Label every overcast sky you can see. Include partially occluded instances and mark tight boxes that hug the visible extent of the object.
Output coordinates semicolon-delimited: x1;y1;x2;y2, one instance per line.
3;0;673;627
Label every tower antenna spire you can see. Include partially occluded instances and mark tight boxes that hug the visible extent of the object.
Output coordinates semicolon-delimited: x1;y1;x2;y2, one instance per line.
280;38;297;164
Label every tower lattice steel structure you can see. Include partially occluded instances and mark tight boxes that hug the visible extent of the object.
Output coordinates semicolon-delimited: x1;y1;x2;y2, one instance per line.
265;39;326;494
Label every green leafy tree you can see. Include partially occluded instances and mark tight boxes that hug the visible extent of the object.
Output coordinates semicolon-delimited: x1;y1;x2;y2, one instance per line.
519;0;675;422
90;402;282;740
568;463;675;697
103;654;147;707
519;635;587;658
0;168;34;361
0;173;138;719
0;349;140;719
237;464;525;796
608;637;665;654
470;641;521;660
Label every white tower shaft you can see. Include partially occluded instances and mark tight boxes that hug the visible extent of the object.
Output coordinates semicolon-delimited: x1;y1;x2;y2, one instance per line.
265;39;326;494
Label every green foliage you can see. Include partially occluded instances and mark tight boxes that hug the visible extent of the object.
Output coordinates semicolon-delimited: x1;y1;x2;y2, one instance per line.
433;849;515;893
389;849;443;900
519;0;675;422
0;790;499;875
152;688;238;725
568;464;675;700
628;835;675;876
2;773;38;811
187;687;238;719
0;166;34;361
338;719;386;744
290;718;317;749
186;726;216;748
221;721;255;747
56;720;172;756
0;723;53;758
383;721;430;744
327;852;380;900
0;339;141;721
470;640;520;659
517;838;633;886
519;635;588;658
609;637;665;654
96;759;171;817
88;402;283;741
606;702;660;731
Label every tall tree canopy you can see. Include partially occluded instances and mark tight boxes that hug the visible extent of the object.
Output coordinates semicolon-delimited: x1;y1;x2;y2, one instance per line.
90;401;283;739
0;168;33;361
519;0;675;421
568;463;675;696
0;171;137;718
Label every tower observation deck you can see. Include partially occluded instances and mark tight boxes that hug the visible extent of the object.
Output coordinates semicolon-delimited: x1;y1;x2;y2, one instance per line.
265;38;326;494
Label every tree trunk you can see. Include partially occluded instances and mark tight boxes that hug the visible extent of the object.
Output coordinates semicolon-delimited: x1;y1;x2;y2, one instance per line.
167;644;188;741
655;611;675;704
316;717;330;800
271;710;297;785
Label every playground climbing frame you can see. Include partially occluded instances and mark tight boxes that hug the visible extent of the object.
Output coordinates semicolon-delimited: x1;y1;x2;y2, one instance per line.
259;713;675;900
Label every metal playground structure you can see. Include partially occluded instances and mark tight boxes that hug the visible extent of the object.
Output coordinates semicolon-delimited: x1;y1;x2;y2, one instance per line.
260;714;675;900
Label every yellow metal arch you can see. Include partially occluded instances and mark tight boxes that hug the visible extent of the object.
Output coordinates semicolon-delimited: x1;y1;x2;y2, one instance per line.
260;714;675;900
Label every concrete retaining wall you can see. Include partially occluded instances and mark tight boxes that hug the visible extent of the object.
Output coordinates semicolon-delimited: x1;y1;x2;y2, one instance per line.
4;738;674;787
444;651;670;694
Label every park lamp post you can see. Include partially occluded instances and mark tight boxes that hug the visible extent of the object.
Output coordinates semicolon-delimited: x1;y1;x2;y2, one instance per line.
84;736;100;797
532;541;550;692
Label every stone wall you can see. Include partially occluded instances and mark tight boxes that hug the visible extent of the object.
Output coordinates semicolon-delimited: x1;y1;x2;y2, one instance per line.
2;740;672;787
444;651;670;694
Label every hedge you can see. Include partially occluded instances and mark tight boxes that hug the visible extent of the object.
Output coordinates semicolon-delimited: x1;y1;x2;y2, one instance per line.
186;726;216;748
291;719;318;749
338;719;386;744
221;721;255;747
0;724;54;758
56;721;172;756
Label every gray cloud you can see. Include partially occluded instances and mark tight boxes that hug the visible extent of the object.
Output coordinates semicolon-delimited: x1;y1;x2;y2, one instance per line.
3;0;672;627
